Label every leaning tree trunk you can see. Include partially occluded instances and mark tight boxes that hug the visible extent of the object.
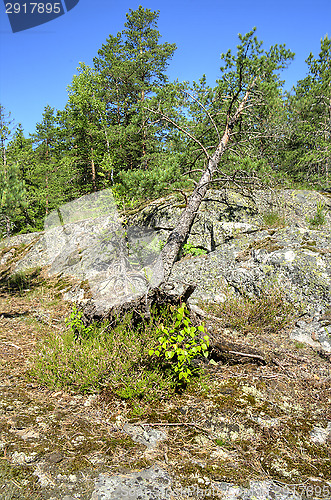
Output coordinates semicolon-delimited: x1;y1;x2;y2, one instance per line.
82;83;255;325
160;85;254;281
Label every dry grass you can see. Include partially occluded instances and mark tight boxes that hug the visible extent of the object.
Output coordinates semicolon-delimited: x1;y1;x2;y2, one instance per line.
0;264;330;498
204;286;297;335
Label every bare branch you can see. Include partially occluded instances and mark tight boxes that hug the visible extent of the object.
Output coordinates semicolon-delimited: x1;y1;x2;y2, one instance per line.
182;168;205;176
183;90;221;142
164;188;188;206
146;106;210;160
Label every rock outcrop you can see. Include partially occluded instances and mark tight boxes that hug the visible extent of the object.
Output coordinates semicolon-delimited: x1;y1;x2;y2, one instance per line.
1;188;331;351
1;188;331;499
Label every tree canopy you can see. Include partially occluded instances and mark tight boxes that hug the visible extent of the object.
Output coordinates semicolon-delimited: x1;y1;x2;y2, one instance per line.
1;7;330;238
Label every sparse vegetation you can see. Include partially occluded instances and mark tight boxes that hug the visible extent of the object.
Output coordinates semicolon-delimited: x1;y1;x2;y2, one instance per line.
180;242;208;258
30;303;209;399
262;211;286;228
30;307;173;398
1;249;330;496
306;201;326;228
204;285;297;335
29;284;298;400
1;267;42;294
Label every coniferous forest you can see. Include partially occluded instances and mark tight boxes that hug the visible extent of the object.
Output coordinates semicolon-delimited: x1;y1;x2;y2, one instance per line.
1;6;330;238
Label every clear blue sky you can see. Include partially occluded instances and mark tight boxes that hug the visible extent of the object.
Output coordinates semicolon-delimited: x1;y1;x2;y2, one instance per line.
0;0;330;137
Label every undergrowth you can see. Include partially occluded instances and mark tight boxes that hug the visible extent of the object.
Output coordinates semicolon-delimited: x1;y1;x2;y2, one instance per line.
29;285;299;399
29;304;207;400
262;211;286;228
306;201;326;228
204;286;297;335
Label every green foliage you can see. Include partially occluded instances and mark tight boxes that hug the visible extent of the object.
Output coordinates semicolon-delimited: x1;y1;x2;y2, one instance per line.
294;341;306;349
0;163;26;237
205;286;297;335
30;307;174;398
149;303;209;384
3;18;328;235
65;304;94;340
306;201;326;228
116;153;188;201
92;6;177;174
180;242;207;258
152;28;294;184
281;36;331;186
262;211;286;228
2;267;42;294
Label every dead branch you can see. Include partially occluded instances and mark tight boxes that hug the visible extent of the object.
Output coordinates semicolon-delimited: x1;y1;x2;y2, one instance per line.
146;107;210;160
210;339;267;365
164;188;188;206
183;90;221;141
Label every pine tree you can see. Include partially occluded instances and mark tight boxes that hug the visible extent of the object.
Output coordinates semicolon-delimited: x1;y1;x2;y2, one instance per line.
31;105;63;217
0;108;26;237
93;6;176;172
65;64;112;194
283;35;331;186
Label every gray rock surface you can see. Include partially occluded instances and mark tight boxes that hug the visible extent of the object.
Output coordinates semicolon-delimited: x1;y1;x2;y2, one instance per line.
90;468;321;500
310;422;331;445
2;188;331;354
215;480;304;499
91;465;172;500
123;424;167;449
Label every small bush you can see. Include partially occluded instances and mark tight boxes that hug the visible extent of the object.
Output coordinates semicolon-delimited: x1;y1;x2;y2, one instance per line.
31;303;208;398
149;303;209;384
306;201;326;228
204;286;297;335
30;307;169;397
262;211;286;228
2;267;42;293
65;304;95;340
180;242;207;258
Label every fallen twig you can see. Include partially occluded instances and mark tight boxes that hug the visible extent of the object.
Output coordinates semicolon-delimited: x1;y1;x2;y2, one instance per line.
227;350;266;363
140;422;210;433
0;341;21;349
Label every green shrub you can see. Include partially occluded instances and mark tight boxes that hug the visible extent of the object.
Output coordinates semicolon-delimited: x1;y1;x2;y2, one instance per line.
204;286;297;335
65;304;94;340
306;201;326;228
262;211;286;228
29;306;175;399
149;303;209;384
2;267;42;294
116;154;191;201
180;242;207;258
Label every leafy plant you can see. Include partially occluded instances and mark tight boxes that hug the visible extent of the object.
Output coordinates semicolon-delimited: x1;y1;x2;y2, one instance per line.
180;242;207;258
65;304;94;340
149;303;209;384
306;201;326;228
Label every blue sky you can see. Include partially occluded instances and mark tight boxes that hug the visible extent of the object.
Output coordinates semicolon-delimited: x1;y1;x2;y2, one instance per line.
0;0;330;137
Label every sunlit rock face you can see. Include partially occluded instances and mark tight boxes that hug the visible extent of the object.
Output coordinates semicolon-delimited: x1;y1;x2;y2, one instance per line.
2;188;331;350
11;189;164;309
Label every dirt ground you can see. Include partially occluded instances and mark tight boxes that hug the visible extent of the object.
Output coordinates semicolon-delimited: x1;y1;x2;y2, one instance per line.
0;271;331;499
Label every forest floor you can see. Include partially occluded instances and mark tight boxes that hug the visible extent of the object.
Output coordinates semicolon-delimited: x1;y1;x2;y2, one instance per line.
0;274;331;499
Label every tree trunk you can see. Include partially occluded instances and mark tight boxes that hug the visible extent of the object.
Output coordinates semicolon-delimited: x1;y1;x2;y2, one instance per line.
160;85;254;281
45;174;49;216
91;147;97;192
